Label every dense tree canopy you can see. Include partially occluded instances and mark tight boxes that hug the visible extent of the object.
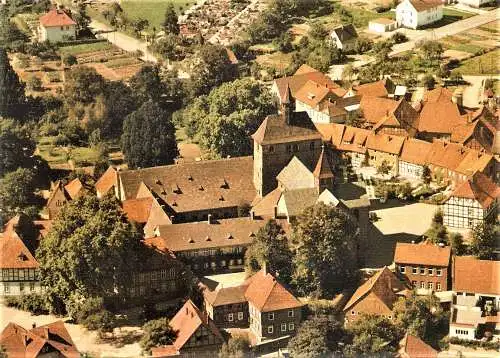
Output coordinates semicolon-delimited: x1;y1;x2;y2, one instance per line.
218;336;250;358
288;315;348;358
245;219;293;284
37;195;145;314
121;100;178;169
140;318;177;352
0;119;35;174
0;168;40;222
291;203;359;297
469;222;499;260
63;66;107;105
0;47;25;119
181;78;274;158
162;2;179;35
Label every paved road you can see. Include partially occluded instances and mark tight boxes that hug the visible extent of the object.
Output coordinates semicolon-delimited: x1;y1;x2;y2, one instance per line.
390;8;499;56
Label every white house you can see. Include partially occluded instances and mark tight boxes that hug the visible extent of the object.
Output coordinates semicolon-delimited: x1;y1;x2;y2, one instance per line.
369;18;398;33
330;24;358;52
450;257;500;341
457;0;495;8
396;0;443;29
442;172;499;229
39;8;76;42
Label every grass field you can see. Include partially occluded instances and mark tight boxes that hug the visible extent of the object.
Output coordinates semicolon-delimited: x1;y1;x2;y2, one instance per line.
38;137;101;166
58;42;113;55
121;0;195;30
422;8;474;28
453;49;500;75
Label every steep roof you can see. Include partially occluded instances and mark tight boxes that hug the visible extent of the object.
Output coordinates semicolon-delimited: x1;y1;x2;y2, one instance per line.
406;0;442;12
64;178;84;200
426;141;468;172
151;218;289;252
337;126;371;154
454;149;493;177
449;172;499;208
0;321;79;358
394;243;451;267
204;285;247;307
251;113;321;145
400;334;438;358
366;133;405;155
354;79;394;98
39;9;76;27
372;99;419;136
331;24;358;43
294;80;337;108
244;270;302;312
424;87;454;103
343;267;407;312
315;123;345;146
95;166;117;197
280;188;319;217
0;223;39;269
250;188;282;218
400;138;433;165
360;96;400;124
118;156;256;213
313;147;334;179
277;156;315;190
451;108;496;152
122;197;154;223
453;256;500;295
418;88;463;134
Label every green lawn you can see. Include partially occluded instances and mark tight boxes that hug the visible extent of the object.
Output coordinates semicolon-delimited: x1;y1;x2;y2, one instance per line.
38;136;102;166
121;0;195;30
58;41;113;55
422;8;474;29
453;49;500;75
345;7;395;28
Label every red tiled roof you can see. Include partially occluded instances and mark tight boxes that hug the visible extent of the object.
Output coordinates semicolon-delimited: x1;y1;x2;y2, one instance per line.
394;243;451;267
400;334;438;358
39;9;76;27
95;166;117;197
244;270;302;312
418;88;463;134
354;79;392;98
204;285;247;307
408;0;442;12
64;178;84;200
366;133;405;155
450;172;499;208
454;149;493;177
424;87;454;103
122;197;154;223
0;321;79;358
252;113;321;145
313;147;334;179
251;188;282;218
294;80;336;108
400;138;432;165
338;126;371;154
315;123;345;146
453;256;500;295
0;224;38;269
360;96;400;124
426;141;468;172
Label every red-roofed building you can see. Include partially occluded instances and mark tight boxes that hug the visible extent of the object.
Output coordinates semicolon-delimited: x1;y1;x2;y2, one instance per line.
394;242;451;292
0;321;79;358
95;166;118;199
442;172;499;229
151;300;224;358
398;138;433;178
38;8;76;42
46;179;86;219
399;334;438;358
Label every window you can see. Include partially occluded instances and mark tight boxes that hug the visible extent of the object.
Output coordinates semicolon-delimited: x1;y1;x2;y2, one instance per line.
428;282;433;290
412;281;417;287
267;326;274;334
269;146;275;153
288;323;295;331
4;284;9;293
60;26;64;30
436;269;442;276
309;142;315;150
412;267;418;274
436;283;442;291
428;268;434;276
228;313;234;322
268;313;274;320
351;311;356;315
420;282;425;289
19;282;24;292
281;323;287;332
419;267;426;275
286;145;292;153
293;144;299;152
238;312;244;320
288;310;294;318
399;266;406;274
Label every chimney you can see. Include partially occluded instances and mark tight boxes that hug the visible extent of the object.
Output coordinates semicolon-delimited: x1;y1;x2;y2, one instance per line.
207;214;212;224
32;322;36;329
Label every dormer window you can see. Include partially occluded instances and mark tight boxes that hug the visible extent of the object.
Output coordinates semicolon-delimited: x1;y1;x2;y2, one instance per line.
18;253;27;262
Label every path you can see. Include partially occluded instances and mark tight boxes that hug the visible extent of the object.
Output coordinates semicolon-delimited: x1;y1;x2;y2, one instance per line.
462;74;500;108
390;8;499;57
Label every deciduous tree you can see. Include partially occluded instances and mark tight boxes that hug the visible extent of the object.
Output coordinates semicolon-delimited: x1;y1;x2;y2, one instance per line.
162;2;179;35
140;318;177;352
469;222;499;260
218;336;250;358
63;66;106;105
0;47;25;118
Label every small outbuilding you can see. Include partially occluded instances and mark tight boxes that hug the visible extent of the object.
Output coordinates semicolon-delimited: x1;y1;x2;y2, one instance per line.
369;18;398;33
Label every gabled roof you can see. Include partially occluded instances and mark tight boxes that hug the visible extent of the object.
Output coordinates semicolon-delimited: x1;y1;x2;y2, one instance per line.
294;80;337;108
343;267;407;312
0;321;79;358
360;96;400;124
405;0;442;12
449;172;499;208
452;108;496;152
122;197;154;223
152;300;223;356
39;9;76;27
280;188;319;217
0;221;39;269
400;334;438;358
64;178;84;200
313;146;334;179
315;123;345;146
204;285;247;307
317;189;340;207
354;79;394;98
338;126;371;153
277;156;315;190
251;188;282;218
394;243;451;267
424;87;454;103
331;24;358;44
244;270;302;312
366;133;405;155
372;99;419;136
418;88;463;134
118;156;256;213
400;138;432;165
453;256;500;295
454;149;493;177
95;166;117;197
426;141;468;172
251;112;321;145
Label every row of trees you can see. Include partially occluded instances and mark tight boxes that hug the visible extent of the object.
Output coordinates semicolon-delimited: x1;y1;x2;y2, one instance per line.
245;203;360;298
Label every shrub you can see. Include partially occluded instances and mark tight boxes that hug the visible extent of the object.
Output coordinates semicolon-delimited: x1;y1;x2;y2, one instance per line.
5;294;49;315
391;32;408;44
448;337;500;350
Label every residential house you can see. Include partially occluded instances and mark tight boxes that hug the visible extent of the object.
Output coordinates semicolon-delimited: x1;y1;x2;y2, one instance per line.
0;321;79;358
442;172;499;229
451;107;496;154
330;24;358;52
371;99;419;137
394;242;451;292
457;0;495;8
151;300;224;358
147;217;289;273
122;195;172;237
95;166;117;198
343;267;409;323
38;8;76;42
450;257;500;341
46;178;85;219
203;285;249;328
369;18;398;33
398;138;432;179
354;78;396;98
396;0;443;29
366;133;406;175
114;156;256;223
399;334;438;358
245;269;303;343
0;217;41;297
